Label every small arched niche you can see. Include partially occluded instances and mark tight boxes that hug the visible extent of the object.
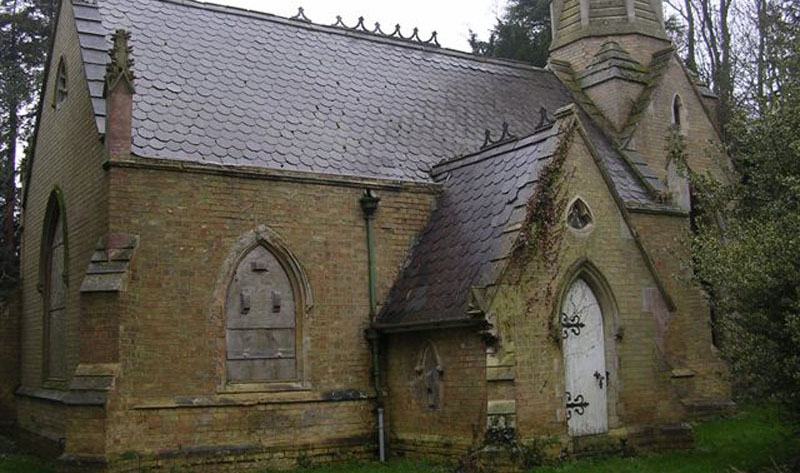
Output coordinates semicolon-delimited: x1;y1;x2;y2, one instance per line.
415;342;443;410
566;197;594;232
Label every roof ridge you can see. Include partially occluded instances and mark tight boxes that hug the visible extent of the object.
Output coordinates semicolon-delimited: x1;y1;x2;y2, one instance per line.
135;0;549;74
432;124;560;177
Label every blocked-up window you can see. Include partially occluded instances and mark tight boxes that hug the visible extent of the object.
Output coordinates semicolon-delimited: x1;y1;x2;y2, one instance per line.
416;343;443;410
44;201;67;381
225;245;297;383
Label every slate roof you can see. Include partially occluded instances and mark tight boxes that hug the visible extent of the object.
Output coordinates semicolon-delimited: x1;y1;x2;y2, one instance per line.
72;0;573;181
377;124;564;327
64;0;668;328
376;110;663;327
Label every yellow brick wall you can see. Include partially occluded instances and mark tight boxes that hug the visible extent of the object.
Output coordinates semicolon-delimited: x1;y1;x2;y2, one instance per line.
18;0;109;438
384;328;486;456
103;163;436;459
505;129;712;440
633;57;729;182
629;211;730;402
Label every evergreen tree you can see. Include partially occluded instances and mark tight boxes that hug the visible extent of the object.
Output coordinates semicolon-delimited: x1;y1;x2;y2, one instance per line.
469;0;551;67
0;0;54;296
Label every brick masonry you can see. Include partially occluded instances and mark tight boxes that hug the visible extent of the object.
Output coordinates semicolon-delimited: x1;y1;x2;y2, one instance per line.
384;328;487;457
15;0;110;447
101;162;436;460
6;0;732;470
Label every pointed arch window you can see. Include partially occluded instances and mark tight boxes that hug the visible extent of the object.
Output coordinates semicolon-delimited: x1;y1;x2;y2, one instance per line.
54;58;68;108
672;94;684;130
42;191;68;381
567;198;594;231
225;245;300;383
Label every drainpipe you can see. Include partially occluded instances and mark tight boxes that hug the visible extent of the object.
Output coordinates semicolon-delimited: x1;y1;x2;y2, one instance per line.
360;189;386;463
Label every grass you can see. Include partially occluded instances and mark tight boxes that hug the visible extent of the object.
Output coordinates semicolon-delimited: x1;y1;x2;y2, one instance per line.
534;406;799;473
1;406;797;473
0;436;53;473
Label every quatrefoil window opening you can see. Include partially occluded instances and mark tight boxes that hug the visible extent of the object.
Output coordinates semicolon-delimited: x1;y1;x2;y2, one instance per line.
567;198;594;231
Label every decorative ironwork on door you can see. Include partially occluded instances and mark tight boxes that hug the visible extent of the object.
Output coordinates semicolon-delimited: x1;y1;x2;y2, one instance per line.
565;391;589;420
561;311;586;339
561;277;609;436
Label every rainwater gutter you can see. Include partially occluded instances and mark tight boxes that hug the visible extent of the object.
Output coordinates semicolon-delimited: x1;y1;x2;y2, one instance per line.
360;189;386;463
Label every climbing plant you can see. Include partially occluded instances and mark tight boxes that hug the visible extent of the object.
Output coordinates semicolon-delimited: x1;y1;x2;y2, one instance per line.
514;118;577;322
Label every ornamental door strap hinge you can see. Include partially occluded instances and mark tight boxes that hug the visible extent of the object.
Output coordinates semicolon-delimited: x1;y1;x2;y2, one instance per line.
561;311;586;339
565;391;589;420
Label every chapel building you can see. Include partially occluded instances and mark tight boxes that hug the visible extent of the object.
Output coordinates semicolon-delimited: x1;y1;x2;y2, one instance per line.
1;0;732;470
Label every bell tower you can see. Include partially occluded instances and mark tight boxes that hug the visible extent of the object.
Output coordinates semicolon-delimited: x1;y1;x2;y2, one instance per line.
549;0;672;132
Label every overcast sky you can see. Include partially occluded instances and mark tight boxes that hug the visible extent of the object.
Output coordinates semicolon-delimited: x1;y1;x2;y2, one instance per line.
203;0;506;51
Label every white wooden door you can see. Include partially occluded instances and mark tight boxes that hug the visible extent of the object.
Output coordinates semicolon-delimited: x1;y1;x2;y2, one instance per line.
562;278;608;436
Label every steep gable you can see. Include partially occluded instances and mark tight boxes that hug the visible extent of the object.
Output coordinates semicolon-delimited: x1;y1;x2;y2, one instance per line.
20;0;110;389
376;105;669;329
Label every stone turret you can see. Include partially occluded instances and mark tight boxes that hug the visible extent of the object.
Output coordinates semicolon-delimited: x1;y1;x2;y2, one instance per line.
550;0;667;51
549;0;672;132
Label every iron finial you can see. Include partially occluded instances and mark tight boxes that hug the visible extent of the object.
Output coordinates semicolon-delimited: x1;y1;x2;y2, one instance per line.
330;15;441;47
481;122;518;150
290;7;312;23
537;107;554;129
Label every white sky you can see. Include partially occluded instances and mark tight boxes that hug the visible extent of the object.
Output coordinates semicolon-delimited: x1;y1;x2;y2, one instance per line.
203;0;506;51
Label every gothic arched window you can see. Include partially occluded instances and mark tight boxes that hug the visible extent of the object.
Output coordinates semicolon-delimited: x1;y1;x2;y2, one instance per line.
225;245;299;383
672;94;684;129
42;191;67;381
54;58;68;108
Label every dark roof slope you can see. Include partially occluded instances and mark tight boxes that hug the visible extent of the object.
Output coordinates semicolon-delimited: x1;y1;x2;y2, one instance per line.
73;0;572;181
377;124;565;326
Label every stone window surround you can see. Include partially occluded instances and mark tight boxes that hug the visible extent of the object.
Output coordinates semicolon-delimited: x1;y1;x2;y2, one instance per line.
566;195;596;235
211;225;314;394
672;93;688;134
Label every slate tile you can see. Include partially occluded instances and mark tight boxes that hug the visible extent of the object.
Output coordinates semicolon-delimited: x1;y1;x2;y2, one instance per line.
77;0;657;324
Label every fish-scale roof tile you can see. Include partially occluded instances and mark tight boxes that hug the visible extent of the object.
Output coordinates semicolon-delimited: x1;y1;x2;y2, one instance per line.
378;126;566;326
74;0;579;182
65;0;664;324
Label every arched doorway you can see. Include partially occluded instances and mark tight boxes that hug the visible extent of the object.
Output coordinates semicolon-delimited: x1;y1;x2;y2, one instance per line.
561;278;608;436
